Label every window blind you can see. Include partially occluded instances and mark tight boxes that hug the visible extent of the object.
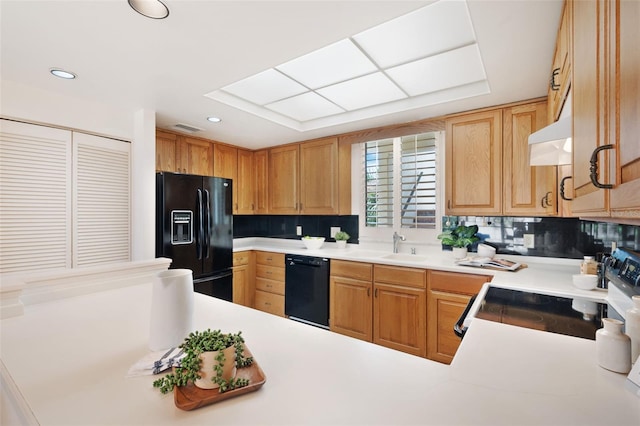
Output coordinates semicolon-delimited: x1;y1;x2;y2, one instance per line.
400;133;437;229
364;139;394;227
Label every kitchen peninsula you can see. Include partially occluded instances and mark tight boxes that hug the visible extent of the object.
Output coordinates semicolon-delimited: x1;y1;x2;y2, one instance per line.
1;264;638;425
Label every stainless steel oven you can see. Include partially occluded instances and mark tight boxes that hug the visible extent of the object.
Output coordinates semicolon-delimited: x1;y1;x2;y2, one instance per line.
604;247;640;326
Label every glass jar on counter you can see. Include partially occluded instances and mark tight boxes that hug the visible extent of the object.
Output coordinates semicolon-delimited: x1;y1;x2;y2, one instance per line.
581;256;598;275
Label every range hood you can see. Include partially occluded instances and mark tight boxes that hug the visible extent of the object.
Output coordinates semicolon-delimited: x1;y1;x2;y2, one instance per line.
528;116;572;166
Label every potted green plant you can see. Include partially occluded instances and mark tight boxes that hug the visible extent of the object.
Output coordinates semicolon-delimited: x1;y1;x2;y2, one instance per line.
437;225;479;259
334;231;350;248
153;329;253;394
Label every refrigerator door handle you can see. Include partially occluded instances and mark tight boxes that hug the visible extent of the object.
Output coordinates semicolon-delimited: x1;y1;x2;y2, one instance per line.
204;189;211;259
196;189;204;260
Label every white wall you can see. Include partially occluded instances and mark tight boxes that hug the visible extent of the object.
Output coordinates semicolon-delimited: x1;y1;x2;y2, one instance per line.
0;80;156;261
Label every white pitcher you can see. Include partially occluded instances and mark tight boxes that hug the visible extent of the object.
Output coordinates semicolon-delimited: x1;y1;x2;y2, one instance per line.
149;269;194;351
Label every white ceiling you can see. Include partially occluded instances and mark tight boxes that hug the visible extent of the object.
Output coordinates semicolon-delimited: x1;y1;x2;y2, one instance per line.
0;0;563;150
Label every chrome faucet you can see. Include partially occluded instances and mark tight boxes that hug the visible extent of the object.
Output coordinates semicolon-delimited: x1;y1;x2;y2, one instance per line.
392;231;406;253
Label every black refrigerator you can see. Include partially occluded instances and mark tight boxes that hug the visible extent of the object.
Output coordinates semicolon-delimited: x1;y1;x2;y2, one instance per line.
156;172;233;301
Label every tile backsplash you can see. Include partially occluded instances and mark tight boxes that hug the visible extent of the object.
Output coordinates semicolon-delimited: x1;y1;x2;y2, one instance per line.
234;215;359;243
443;216;640;259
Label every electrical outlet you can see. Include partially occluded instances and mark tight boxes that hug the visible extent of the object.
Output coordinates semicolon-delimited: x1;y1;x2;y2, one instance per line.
524;234;535;249
296;226;302;236
330;227;341;238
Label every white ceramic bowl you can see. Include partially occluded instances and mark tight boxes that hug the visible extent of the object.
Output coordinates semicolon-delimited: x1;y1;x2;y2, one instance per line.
302;237;325;250
477;243;496;258
572;274;598;290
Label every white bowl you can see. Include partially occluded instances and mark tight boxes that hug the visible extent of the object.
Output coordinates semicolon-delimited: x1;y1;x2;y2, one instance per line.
302;237;325;250
572;274;598;290
477;243;496;258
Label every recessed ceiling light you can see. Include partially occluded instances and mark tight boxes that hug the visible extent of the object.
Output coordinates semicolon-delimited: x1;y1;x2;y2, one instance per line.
128;0;169;19
207;116;222;123
50;68;76;79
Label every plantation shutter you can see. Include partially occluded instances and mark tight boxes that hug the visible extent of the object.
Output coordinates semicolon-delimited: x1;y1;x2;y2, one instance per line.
73;132;130;267
400;133;437;229
364;139;394;227
0;119;72;273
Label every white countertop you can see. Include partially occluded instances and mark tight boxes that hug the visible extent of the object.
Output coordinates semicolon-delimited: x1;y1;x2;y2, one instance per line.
2;280;638;425
234;238;607;303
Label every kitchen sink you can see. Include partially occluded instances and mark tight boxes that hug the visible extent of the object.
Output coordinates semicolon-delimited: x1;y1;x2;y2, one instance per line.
380;253;429;262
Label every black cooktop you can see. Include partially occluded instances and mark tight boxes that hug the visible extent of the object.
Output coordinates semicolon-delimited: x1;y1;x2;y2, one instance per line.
475;287;607;340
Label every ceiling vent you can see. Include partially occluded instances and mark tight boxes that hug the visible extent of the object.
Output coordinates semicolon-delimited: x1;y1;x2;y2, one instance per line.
173;123;203;133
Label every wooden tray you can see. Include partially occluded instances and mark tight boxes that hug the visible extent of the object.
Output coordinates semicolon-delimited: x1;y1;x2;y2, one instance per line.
174;346;266;411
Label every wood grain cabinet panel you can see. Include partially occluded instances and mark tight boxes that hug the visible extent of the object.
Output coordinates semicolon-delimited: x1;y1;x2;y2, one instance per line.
445;110;503;215
426;270;491;364
236;149;255;214
330;274;373;342
233;251;254;307
253;149;269;214
299;137;339;214
177;136;214;176
548;0;572;123
268;145;299;214
155;130;177;172
253;251;285;317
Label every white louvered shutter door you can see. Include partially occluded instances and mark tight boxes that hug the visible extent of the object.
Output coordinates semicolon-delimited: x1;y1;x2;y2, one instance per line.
73;132;130;267
0;119;72;273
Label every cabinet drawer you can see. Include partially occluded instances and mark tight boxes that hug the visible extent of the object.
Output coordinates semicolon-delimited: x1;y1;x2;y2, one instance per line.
256;251;284;266
331;260;372;281
233;251;250;266
428;270;490;295
256;264;285;282
373;265;426;289
254;290;285;317
255;277;285;295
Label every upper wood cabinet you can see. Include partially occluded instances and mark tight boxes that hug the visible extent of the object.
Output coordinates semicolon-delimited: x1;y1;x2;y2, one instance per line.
213;143;237;181
156;130;177;172
608;0;640;217
254;149;269;214
236;149;255;214
548;0;572;123
571;0;640;220
571;0;610;216
177;136;214;176
268;137;343;215
503;102;557;216
445;101;556;217
269;144;299;214
445;109;503;215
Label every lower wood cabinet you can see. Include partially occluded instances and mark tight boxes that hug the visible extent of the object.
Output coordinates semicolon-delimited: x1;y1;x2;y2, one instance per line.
232;251;253;307
373;265;427;357
426;270;492;364
330;260;373;342
254;251;285;317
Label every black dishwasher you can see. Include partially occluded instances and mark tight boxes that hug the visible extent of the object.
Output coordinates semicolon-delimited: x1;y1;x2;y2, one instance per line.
285;254;330;329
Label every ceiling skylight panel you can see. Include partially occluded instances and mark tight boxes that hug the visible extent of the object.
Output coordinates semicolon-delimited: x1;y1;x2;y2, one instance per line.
276;39;378;89
353;0;476;69
386;44;486;96
317;73;407;111
221;69;307;105
265;92;345;122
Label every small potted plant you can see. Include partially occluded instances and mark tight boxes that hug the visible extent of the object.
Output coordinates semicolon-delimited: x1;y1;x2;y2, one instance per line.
334;231;350;248
153;329;253;394
437;225;479;259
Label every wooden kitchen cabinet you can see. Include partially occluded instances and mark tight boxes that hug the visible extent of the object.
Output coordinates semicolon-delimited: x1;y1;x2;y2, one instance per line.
236;149;255;214
177;136;214;176
213;143;237;181
427;270;491;364
254;251;285;317
608;0;640;217
445;109;503;215
232;251;254;307
373;265;426;357
254;149;269;214
548;0;572;123
503;102;557;216
330;260;373;342
268;137;343;215
156;130;178;172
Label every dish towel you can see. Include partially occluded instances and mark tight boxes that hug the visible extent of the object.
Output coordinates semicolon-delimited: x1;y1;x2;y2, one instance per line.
126;347;185;377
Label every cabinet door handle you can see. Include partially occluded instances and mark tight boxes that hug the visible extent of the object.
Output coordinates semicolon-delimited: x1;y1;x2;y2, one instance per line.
589;144;614;189
374;288;378;298
367;288;370;297
560;176;573;201
541;191;553;208
550;67;560;91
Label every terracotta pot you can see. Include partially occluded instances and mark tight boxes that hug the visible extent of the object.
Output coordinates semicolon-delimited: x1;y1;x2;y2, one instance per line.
194;345;237;390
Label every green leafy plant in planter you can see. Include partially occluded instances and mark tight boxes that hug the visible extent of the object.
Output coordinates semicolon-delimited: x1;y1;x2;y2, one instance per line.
334;231;350;241
436;225;480;248
152;329;253;394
